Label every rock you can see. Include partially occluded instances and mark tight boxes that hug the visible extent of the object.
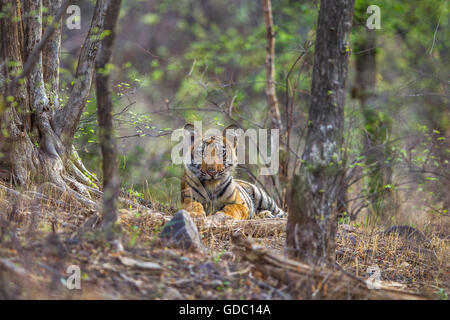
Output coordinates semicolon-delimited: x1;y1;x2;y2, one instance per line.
163;286;183;300
118;256;163;273
179;256;191;263
382;225;430;244
159;210;206;253
207;280;223;288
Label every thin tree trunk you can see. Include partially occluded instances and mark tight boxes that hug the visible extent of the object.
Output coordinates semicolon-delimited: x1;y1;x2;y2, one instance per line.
287;0;354;264
352;19;394;223
262;0;282;130
95;0;122;232
0;1;36;185
262;0;286;204
53;0;107;148
43;0;63;109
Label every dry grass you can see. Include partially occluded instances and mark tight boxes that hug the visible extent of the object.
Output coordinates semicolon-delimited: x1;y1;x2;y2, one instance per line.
0;185;448;300
335;225;449;296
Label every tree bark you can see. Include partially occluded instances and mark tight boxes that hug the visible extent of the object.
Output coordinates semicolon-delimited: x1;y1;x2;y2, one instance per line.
0;0;36;185
262;0;282;130
53;0;107;148
287;0;354;264
95;0;122;231
0;0;107;208
42;0;63;109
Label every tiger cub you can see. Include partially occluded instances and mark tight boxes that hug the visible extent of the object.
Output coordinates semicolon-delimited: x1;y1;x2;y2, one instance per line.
180;124;286;220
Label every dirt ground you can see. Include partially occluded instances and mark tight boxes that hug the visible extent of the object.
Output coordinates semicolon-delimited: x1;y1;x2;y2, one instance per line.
0;192;448;300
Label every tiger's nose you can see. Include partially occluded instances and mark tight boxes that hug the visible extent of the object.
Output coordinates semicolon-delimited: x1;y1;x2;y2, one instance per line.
207;169;217;177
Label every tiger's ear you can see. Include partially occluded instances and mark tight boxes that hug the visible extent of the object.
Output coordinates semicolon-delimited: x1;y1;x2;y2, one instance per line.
222;124;240;148
184;123;197;145
184;123;195;134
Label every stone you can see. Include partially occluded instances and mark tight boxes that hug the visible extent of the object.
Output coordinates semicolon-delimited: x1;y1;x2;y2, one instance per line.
179;256;191;263
159;210;206;253
382;225;430;244
207;280;223;288
118;256;163;273
163;286;183;300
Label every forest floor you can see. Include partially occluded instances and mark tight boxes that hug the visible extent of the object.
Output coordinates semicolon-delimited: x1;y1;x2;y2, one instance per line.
0;189;448;300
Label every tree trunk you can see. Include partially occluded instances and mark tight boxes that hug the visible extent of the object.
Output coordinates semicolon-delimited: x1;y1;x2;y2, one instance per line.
262;0;282;130
352;9;394;223
286;0;354;264
0;0;107;208
42;0;63;110
262;0;286;204
96;0;122;232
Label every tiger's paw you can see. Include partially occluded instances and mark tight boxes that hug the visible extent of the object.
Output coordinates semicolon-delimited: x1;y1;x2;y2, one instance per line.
182;201;206;218
257;210;275;219
211;211;233;221
220;204;249;220
276;210;287;219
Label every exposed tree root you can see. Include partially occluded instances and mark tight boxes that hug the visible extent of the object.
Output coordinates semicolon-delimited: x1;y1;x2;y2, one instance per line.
68;147;100;186
0;184;32;202
38;182;97;211
22;190;71;211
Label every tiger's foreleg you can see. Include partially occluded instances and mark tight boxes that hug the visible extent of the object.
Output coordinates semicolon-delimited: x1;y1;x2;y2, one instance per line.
181;178;206;217
181;199;206;217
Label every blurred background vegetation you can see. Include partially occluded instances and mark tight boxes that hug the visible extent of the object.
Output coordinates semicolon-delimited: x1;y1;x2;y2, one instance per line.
60;0;448;227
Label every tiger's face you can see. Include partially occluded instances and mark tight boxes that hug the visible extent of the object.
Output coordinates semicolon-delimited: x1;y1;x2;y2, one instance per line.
185;124;238;181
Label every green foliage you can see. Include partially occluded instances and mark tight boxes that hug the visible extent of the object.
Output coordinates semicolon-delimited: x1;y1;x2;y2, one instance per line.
338;212;351;225
437;288;448;300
